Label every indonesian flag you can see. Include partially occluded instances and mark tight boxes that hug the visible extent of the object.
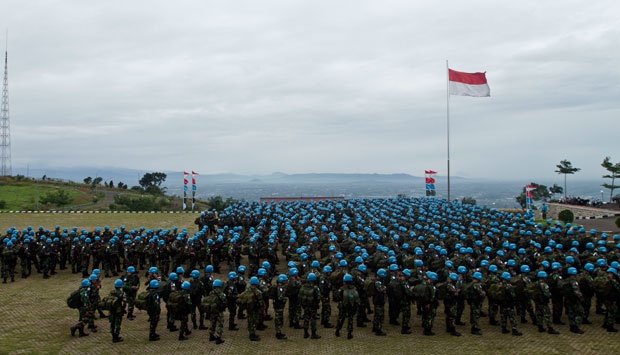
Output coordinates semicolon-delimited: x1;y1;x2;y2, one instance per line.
192;171;199;175
183;171;189;175
449;69;490;97
425;170;437;175
525;185;536;192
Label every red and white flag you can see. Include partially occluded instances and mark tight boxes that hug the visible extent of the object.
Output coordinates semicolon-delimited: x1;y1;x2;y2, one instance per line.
425;170;437;175
449;69;490;97
192;171;199;175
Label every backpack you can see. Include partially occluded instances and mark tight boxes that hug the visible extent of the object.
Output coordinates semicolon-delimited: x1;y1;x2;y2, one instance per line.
67;289;83;309
512;277;527;297
526;282;542;300
200;293;219;315
167;291;185;312
592;276;612;298
299;284;316;307
364;278;376;298
135;290;149;311
460;282;474;300
413;283;432;304
435;282;447;301
100;294;120;311
342;287;360;309
487;283;505;302
268;284;278;300
237;289;255;307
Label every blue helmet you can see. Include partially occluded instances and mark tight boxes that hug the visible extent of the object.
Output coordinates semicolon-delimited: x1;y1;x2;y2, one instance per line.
567;267;577;275
449;273;459;282
277;274;288;283
584;263;595;272
149;279;160;289
249;276;259;285
213;279;223;287
257;268;267;277
343;273;353;283
608;268;618;276
127;266;136;273
480;260;489;267
237;265;246;273
472;272;483;281
190;270;200;279
92;269;101;275
311;260;320;268
89;274;98;281
377;268;387;278
228;271;238;280
262;261;271;269
307;272;317;282
357;264;367;273
339;260;348;267
181;281;191;290
114;279;124;288
205;265;214;273
81;279;90;287
176;266;185;275
289;268;299;276
148;266;159;274
169;272;179;281
322;265;333;273
501;272;511;281
426;271;438;281
489;265;498;273
457;266;467;274
537;271;548;279
520;265;530;273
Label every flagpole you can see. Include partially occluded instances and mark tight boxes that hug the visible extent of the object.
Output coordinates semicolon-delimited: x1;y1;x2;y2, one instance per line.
446;60;451;203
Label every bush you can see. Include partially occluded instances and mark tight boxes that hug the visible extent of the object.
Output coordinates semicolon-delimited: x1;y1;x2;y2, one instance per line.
0;200;6;209
615;217;620;229
558;209;574;224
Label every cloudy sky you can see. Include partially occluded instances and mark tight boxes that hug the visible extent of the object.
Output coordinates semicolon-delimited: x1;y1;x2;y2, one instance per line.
2;0;619;182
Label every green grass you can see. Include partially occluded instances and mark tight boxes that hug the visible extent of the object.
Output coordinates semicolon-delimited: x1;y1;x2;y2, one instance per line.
1;214;620;354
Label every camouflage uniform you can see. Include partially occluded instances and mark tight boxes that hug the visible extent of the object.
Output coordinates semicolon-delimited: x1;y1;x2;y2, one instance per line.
319;273;333;327
603;275;619;330
224;279;239;330
247;285;264;340
533;279;558;334
549;271;565;324
444;281;460;335
400;276;414;333
469;281;486;334
122;272;140;319
146;288;161;341
484;274;500;325
499;281;521;335
336;284;360;339
177;289;192;340
273;282;288;339
564;275;584;333
420;279;438;335
372;278;387;335
209;287;227;342
108;288;126;342
301;282;321;338
286;277;302;328
70;286;92;337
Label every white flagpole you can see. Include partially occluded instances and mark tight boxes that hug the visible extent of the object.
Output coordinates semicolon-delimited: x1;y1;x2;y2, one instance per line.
446;60;451;203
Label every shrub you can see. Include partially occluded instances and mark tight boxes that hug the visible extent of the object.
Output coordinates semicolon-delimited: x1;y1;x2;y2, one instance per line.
558;209;574;224
0;200;6;209
615;217;620;229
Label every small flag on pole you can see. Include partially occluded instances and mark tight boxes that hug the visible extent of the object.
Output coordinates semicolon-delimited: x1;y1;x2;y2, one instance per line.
449;69;490;97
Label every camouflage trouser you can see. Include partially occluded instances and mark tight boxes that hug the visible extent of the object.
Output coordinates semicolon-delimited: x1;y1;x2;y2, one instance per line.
108;312;122;335
583;295;593;321
469;301;482;329
535;300;552;328
500;304;518;331
149;312;160;335
210;311;224;338
1;259;16;280
551;294;563;322
179;312;189;336
444;301;457;331
373;305;385;332
79;307;93;327
126;293;136;316
190;296;201;327
228;302;237;327
421;304;436;331
321;297;331;324
337;306;355;335
516;297;536;322
166;306;176;327
566;299;583;327
456;297;465;323
247;307;259;337
303;306;318;333
488;301;499;322
400;302;411;330
603;299;617;327
288;299;301;326
274;308;285;334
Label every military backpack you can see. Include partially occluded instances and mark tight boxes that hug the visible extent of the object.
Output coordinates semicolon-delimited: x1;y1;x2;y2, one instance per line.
67;289;83;309
135;290;149;310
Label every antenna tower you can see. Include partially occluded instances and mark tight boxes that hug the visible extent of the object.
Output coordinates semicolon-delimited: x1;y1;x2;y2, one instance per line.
1;33;11;176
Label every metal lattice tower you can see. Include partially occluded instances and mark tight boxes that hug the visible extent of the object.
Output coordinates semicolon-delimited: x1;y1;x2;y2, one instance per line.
1;46;11;176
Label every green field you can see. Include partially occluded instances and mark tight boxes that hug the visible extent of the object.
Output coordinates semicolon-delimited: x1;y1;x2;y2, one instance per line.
0;213;619;354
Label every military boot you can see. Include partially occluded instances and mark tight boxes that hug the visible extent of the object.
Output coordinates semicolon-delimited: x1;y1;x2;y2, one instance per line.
311;331;321;339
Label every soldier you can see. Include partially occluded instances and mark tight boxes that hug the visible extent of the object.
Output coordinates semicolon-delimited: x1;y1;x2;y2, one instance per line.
177;281;193;340
146;279;161;341
532;271;559;334
300;272;321;339
549;262;565;325
208;279;227;344
372;268;388;336
469;271;486;335
319;265;334;328
514;264;537;324
70;279;92;337
444;273;461;336
485;265;500;326
420;271;439;336
387;264;402;326
335;273;360;339
236;265;248;320
224;271;240;331
122;266;140;320
187;269;204;330
602;267;619;332
564;267;585;334
246;276;264;341
499;272;522;336
286;267;303;329
198;265;214;330
273;274;288;340
164;272;180;332
80;238;92;278
1;241;17;283
579;262;595;325
399;268;414;334
256;267;271;330
108;279;126;343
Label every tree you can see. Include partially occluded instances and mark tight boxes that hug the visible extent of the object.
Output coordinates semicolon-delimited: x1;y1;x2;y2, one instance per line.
555;160;580;199
40;189;72;207
515;182;550;209
83;177;93;185
601;156;620;203
139;172;167;189
461;197;477;205
92;177;103;186
549;184;563;200
108;180;114;188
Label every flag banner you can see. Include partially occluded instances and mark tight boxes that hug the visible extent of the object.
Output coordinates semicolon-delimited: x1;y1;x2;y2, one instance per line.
449;69;490;97
184;185;188;192
183;199;187;211
184;171;189;175
184;178;188;185
425;169;437;197
192;177;196;185
192;171;199;175
525;185;536;192
425;170;437;174
425;177;436;184
192;185;197;191
426;184;435;190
